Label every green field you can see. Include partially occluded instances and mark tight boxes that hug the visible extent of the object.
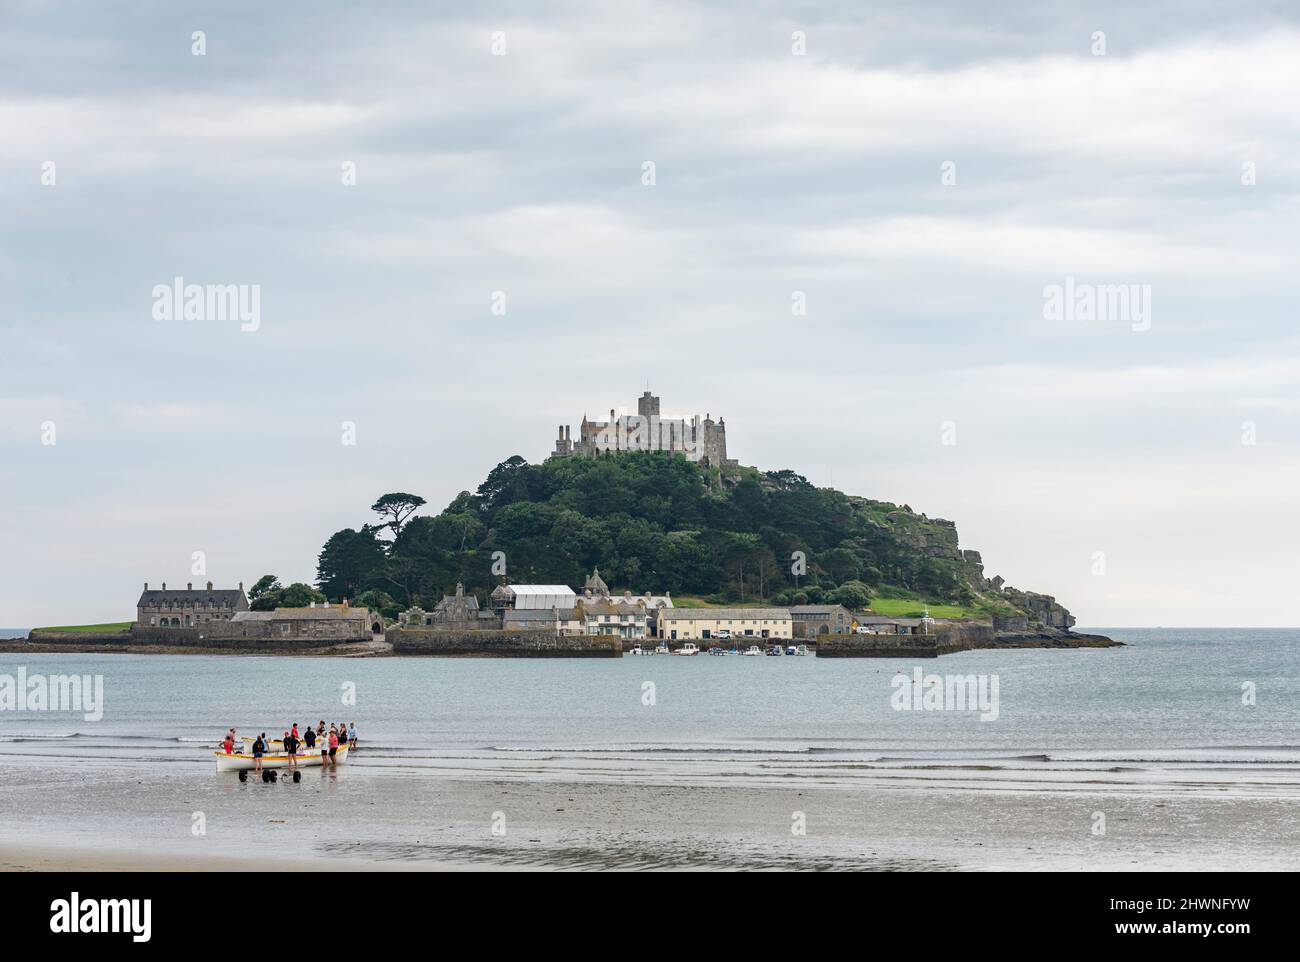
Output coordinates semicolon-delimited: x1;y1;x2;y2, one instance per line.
33;622;132;633
866;597;972;619
670;596;754;609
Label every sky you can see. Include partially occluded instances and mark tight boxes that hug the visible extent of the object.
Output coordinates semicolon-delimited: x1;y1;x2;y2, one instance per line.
2;1;1298;628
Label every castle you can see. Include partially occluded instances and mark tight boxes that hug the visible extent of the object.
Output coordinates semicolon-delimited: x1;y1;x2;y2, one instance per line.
551;392;735;470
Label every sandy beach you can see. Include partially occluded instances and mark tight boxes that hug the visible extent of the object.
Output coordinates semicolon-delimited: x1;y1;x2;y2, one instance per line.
2;759;1297;872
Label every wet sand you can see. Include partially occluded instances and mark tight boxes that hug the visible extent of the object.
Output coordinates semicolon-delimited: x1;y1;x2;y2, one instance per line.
1;761;1296;871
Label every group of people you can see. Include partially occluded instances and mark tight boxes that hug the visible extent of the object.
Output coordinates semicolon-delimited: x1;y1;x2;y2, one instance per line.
219;721;358;771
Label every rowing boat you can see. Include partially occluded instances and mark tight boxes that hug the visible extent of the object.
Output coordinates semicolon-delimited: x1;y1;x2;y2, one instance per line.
214;743;349;773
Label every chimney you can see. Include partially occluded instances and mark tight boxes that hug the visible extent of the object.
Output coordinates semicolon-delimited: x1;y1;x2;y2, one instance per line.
206;581;213;591
162;582;167;590
310;601;316;608
187;582;193;590
238;581;244;591
144;582;148;591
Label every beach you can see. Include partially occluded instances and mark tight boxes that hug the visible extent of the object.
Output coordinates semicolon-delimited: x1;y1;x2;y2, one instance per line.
2;762;1297;871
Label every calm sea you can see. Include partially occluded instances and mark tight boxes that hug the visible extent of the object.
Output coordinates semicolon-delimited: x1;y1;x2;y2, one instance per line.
0;629;1296;786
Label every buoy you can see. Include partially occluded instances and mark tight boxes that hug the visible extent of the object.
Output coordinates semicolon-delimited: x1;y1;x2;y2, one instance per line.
268;770;278;782
292;770;301;783
238;770;248;782
261;770;270;783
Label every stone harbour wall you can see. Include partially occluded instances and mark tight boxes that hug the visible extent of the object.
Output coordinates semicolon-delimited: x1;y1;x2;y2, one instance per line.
389;627;622;657
817;622;997;658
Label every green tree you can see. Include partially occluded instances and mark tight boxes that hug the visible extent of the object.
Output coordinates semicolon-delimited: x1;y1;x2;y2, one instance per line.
371;492;427;538
317;526;386;600
248;574;281;602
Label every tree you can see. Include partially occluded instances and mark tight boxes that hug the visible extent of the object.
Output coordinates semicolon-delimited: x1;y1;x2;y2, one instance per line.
248;575;281;602
317;526;386;600
371;492;427;539
831;580;872;611
280;582;327;607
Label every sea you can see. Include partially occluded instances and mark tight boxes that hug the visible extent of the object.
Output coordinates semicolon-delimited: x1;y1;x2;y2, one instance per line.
0;628;1296;791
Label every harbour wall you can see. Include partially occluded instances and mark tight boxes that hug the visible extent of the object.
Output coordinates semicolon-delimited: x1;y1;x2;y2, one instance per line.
388;627;622;657
816;623;996;658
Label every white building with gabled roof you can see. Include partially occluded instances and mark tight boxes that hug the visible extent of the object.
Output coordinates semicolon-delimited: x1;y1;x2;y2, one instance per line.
490;584;577;611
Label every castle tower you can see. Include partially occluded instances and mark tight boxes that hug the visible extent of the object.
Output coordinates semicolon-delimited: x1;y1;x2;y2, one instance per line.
638;391;660;417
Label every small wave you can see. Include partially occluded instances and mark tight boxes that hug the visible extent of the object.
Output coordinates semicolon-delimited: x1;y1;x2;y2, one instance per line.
488;745;821;755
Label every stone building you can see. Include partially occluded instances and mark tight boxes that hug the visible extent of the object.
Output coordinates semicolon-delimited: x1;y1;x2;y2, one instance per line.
137;581;249;628
400;583;497;629
558;599;649;639
656;608;793;642
551;391;736;470
788;604;854;639
226;603;374;641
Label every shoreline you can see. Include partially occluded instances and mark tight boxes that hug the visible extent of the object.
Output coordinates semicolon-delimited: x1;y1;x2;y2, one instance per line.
0;629;1118;657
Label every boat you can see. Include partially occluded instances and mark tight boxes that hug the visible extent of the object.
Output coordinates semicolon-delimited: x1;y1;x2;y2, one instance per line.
654;643;670;655
785;646;799;656
741;645;762;656
673;643;700;656
628;646;646;655
766;645;784;656
794;645;811;657
215;743;349;773
707;646;729;656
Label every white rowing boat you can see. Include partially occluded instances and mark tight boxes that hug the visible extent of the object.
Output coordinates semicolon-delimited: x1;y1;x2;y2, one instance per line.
214;743;349;773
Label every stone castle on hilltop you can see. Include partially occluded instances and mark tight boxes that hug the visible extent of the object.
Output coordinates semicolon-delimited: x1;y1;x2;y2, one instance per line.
551;391;737;471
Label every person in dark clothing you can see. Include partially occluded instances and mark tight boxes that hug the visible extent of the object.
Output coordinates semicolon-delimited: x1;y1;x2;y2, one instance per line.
252;733;265;772
283;729;298;770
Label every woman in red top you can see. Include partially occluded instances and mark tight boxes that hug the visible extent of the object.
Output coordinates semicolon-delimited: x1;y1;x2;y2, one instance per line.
327;728;339;767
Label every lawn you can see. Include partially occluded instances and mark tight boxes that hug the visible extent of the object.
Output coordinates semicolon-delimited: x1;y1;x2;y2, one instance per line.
33;622;132;633
867;597;973;619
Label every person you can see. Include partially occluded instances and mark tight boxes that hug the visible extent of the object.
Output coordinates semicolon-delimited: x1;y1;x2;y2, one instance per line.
348;722;357;750
222;733;234;755
327;726;339;768
252;732;265;771
291;722;299;741
303;724;316;756
337;722;347;752
283;729;298;770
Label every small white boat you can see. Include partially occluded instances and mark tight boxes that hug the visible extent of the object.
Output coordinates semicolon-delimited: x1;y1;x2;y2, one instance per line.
215;743;349;773
742;645;763;656
654;644;670;655
628;646;646;655
795;645;811;657
672;643;700;656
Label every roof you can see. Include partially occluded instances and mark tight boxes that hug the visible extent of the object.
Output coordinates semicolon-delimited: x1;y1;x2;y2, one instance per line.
854;615;904;625
787;605;848;615
497;585;577;609
503;610;557;623
564;601;645;617
658;608;791;621
232;606;368;622
138;588;245;606
434;594;479;611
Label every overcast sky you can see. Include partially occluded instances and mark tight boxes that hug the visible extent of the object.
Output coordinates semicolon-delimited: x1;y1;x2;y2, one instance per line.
3;1;1298;628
